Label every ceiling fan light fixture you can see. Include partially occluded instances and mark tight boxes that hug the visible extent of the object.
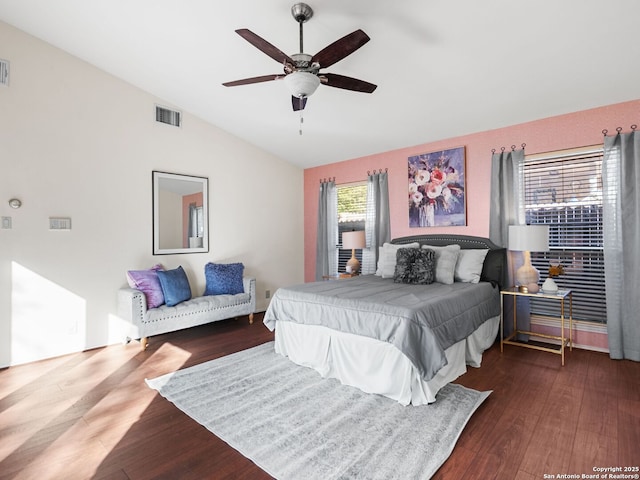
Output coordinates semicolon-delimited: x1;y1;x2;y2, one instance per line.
284;71;320;98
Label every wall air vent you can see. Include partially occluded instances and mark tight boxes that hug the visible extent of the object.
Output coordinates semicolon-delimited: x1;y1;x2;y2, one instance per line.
155;105;181;127
0;59;9;87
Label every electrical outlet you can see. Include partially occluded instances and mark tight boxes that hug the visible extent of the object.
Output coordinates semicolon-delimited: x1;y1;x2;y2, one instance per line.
265;290;271;299
1;217;11;229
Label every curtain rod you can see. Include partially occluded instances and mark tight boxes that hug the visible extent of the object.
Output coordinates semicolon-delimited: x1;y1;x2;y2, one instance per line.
491;143;526;154
602;124;637;136
526;144;603;162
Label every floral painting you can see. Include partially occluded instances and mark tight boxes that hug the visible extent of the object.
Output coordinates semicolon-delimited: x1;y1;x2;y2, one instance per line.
408;146;466;227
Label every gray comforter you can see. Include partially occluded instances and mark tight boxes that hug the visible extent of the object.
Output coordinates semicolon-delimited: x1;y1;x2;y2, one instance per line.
263;275;500;381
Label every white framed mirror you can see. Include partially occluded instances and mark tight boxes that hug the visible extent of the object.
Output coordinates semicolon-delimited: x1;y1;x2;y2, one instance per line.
153;171;209;255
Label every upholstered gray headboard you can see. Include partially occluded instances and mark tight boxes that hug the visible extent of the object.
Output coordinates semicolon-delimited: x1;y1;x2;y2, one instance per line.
390;234;507;289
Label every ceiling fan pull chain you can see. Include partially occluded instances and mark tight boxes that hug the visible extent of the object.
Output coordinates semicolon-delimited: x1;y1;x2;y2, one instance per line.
299;107;304;135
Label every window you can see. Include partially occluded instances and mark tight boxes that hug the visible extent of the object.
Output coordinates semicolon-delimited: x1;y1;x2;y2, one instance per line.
523;146;606;323
337;183;367;273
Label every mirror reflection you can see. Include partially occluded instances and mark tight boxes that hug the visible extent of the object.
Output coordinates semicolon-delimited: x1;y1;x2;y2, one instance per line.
153;171;209;254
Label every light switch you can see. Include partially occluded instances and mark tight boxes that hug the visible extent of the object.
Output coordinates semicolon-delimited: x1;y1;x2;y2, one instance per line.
1;216;11;229
49;217;72;230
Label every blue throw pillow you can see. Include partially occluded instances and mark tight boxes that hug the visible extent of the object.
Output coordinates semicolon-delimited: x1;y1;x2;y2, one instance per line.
157;266;192;307
204;262;245;296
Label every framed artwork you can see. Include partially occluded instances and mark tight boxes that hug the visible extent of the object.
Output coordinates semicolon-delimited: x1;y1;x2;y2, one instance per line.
408;146;466;227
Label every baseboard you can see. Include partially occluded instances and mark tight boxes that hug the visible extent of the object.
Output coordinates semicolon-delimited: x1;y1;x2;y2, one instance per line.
530;315;609;353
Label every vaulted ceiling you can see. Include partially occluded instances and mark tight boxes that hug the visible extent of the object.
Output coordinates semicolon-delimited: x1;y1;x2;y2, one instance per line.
1;0;638;168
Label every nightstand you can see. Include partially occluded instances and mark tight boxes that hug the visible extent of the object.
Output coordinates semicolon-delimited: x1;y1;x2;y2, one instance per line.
500;287;573;365
339;273;358;279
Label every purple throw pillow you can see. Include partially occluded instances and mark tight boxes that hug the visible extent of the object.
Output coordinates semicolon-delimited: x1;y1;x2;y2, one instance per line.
127;264;165;308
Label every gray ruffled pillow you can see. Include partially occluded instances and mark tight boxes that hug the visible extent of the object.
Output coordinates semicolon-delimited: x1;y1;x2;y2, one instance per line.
393;248;435;284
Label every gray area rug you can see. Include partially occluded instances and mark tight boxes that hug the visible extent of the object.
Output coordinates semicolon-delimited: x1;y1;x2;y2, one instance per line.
146;341;490;480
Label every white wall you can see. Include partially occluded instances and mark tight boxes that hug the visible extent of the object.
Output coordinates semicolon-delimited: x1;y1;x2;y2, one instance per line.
158;189;183;249
0;21;304;367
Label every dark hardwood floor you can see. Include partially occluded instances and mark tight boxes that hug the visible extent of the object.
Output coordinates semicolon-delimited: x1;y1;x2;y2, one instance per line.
1;314;638;479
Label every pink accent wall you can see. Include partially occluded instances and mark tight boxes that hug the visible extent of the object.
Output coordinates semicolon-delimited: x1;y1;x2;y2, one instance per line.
304;99;640;282
304;99;639;352
532;323;609;353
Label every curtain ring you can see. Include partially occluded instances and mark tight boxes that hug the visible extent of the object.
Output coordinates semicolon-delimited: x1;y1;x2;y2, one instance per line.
521;143;526;149
511;145;516;151
616;127;623;134
491;148;496;154
631;124;637;131
501;146;506;152
602;129;608;136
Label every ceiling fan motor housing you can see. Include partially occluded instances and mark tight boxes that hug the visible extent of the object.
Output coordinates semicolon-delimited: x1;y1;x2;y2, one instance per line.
290;53;318;72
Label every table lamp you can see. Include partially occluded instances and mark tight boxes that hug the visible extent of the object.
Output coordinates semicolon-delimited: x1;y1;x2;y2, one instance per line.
508;225;549;292
342;230;366;274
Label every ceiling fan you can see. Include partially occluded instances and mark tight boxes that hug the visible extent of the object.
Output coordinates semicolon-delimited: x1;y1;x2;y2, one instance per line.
222;2;377;112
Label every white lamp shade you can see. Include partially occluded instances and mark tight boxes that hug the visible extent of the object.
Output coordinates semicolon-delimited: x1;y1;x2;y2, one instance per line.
508;225;549;252
342;230;366;249
284;71;320;98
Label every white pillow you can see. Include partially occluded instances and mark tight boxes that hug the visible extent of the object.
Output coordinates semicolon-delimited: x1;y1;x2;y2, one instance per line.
455;249;489;283
375;242;420;278
421;244;461;284
375;246;387;276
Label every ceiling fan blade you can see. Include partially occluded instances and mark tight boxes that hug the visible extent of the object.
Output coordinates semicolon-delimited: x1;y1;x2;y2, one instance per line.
321;73;377;93
311;29;370;68
222;74;285;87
235;29;295;65
292;96;308;111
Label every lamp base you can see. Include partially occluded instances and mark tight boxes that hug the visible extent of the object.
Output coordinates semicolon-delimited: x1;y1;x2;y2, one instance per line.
515;264;540;286
346;252;360;274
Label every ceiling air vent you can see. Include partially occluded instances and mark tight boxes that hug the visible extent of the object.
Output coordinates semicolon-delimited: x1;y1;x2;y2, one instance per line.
155;105;181;127
0;59;9;87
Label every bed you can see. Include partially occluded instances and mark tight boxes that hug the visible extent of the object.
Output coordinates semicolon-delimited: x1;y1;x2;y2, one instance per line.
263;235;506;405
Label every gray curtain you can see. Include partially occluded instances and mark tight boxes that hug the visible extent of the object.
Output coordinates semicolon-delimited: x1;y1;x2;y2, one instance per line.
188;202;197;238
362;171;391;274
603;130;640;361
315;180;337;281
489;149;525;247
489;148;526;338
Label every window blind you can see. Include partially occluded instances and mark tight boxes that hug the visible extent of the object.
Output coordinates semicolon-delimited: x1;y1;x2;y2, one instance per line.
337;183;367;274
523;148;606;323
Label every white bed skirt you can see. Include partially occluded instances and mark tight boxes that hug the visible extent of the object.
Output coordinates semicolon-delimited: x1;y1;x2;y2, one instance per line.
274;316;499;406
